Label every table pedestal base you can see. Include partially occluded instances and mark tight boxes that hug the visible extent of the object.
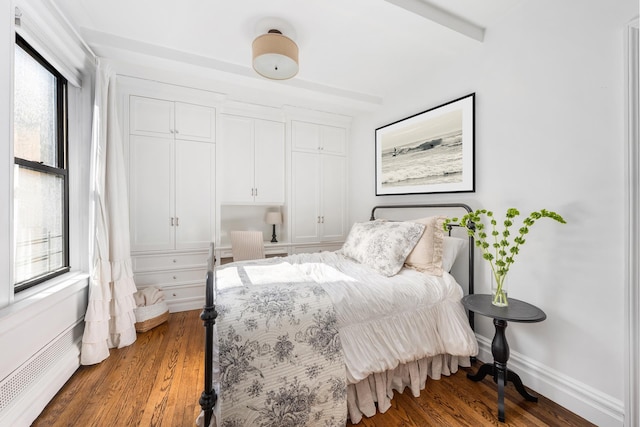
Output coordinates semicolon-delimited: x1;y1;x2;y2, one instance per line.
466;318;538;422
467;362;538;421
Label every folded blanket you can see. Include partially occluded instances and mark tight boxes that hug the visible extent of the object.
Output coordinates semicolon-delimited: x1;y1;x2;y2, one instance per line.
134;286;165;307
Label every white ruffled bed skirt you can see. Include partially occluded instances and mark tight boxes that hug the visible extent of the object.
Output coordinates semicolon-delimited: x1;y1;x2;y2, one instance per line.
199;353;470;427
346;354;471;424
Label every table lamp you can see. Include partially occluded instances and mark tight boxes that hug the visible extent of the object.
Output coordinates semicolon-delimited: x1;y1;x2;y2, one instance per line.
265;211;282;243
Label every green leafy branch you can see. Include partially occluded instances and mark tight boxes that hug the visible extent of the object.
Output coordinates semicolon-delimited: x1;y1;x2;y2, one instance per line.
444;208;566;285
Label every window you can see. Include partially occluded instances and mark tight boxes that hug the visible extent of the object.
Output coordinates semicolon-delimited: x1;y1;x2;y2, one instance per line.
13;35;69;292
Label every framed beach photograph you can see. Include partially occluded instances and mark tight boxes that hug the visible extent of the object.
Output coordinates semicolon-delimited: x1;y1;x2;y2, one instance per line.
375;93;475;195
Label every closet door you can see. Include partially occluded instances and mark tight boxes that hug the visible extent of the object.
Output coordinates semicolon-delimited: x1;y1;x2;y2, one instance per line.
175;102;216;143
320;154;346;241
175;140;215;250
291;120;321;152
254;119;285;204
218;114;255;203
291;151;321;243
129;135;175;252
130;96;174;138
321;125;346;156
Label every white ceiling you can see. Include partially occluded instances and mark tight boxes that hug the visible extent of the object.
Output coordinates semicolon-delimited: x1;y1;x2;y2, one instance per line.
52;0;520;106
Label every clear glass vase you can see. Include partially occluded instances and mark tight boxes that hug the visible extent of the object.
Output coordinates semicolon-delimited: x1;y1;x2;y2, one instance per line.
491;273;508;307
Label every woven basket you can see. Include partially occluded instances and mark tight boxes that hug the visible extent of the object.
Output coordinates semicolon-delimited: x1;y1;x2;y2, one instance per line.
134;301;169;333
134;301;169;322
135;310;169;333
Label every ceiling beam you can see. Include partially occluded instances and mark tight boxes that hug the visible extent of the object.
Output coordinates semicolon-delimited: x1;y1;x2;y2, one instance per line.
384;0;485;42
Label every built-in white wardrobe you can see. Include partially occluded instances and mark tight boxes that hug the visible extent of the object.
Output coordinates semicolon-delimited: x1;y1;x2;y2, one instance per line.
119;77;350;312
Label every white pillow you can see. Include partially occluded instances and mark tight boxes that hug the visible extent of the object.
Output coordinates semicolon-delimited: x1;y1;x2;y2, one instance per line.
442;236;467;272
404;216;445;276
340;220;426;276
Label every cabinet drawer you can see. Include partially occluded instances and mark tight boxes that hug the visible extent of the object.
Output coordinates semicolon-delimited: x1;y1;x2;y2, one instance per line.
134;268;207;287
291;243;343;254
161;283;205;303
217;248;233;259
216;245;288;260
132;252;208;272
265;244;289;256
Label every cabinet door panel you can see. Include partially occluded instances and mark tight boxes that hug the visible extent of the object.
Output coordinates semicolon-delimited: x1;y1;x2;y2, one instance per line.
218;115;255;203
291;151;320;242
175;140;215;250
321;125;347;156
130;96;174;138
175;102;216;142
291;120;321;152
321;154;346;241
254;120;285;204
129;135;175;251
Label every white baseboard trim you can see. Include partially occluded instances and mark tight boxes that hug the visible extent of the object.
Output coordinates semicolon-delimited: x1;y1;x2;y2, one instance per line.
0;327;82;427
476;334;624;426
168;296;205;313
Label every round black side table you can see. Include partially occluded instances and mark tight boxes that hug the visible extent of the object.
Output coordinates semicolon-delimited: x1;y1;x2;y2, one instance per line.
461;294;547;423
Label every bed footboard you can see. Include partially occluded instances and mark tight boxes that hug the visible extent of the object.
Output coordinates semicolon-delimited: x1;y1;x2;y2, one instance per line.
199;243;217;427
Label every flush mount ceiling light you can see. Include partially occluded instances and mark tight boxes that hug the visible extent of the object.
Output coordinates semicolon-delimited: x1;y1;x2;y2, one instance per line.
252;29;299;80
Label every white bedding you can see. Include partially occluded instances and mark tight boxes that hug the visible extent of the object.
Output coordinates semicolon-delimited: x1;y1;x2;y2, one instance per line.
281;251;478;384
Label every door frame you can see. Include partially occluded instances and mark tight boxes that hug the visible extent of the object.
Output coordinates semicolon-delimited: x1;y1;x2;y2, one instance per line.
625;17;639;427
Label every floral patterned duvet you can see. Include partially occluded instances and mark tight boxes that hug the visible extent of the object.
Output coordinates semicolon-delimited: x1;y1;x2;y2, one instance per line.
213;261;347;427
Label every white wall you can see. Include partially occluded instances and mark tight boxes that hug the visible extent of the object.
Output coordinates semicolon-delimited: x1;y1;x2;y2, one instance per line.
349;0;637;425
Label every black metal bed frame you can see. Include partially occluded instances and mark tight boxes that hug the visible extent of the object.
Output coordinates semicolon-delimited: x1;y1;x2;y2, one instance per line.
200;203;475;426
199;242;217;427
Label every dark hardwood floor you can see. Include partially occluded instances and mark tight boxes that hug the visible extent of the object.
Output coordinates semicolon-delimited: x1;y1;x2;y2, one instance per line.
33;310;594;427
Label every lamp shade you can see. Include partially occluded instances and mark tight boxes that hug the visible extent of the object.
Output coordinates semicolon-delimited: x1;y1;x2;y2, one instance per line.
252;30;299;80
265;211;282;225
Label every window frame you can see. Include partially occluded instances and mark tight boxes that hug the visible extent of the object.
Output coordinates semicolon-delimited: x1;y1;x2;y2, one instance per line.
13;34;70;292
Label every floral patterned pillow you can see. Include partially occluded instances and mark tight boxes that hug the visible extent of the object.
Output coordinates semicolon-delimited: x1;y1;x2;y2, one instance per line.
340;220;426;276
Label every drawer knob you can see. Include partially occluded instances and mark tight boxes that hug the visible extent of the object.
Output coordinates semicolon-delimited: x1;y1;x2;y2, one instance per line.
173;275;177;279
172;293;177;297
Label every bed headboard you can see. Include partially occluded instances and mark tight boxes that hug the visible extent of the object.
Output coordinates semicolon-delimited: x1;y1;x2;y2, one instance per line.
369;203;475;330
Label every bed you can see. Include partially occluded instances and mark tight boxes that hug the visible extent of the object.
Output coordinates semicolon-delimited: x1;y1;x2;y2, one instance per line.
198;203;478;427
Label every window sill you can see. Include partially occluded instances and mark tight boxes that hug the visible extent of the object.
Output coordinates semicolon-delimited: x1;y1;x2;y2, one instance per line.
0;272;89;325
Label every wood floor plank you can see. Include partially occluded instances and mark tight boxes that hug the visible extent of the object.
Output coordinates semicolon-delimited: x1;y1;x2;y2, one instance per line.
175;310;205;426
33;310;595;427
138;312;187;427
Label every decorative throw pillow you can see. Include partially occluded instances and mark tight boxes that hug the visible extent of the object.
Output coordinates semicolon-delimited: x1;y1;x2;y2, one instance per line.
340;220;426;276
404;216;445;276
442;236;467;272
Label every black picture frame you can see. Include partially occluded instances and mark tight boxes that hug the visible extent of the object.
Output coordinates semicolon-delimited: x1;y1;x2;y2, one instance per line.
375;93;475;195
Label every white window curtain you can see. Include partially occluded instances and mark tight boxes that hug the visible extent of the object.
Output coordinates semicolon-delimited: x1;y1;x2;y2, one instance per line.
80;59;137;365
